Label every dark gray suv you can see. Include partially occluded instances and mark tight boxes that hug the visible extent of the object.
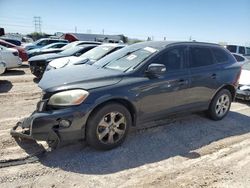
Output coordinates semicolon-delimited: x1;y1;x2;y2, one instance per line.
12;41;241;150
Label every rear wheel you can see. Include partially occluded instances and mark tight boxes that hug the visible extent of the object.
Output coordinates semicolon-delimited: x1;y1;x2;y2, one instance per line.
208;89;232;120
86;103;131;150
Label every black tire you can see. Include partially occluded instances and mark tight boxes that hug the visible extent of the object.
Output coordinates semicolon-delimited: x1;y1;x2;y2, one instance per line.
208;89;232;120
86;103;132;150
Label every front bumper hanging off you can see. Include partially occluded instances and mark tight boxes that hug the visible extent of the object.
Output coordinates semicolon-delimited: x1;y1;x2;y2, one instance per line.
10;101;91;149
10;117;60;149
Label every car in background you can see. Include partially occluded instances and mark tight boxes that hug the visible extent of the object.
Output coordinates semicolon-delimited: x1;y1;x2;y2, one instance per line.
0;39;28;61
0;45;22;70
226;45;250;59
60;41;101;50
0;62;6;74
23;38;69;51
47;43;125;70
232;53;249;65
0;37;22;46
27;42;68;58
13;41;241;150
29;44;98;78
236;62;250;101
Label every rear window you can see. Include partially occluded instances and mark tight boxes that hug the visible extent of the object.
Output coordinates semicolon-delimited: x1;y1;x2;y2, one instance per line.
226;45;237;53
212;48;228;64
190;47;214;67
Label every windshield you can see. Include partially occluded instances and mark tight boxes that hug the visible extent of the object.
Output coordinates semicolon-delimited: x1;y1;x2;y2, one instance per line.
59;47;81;56
80;45;115;61
95;45;158;72
61;42;78;50
243;63;250;70
34;39;43;45
41;43;58;50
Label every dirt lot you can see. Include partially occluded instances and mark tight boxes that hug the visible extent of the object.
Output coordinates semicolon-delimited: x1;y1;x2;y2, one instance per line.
0;64;250;188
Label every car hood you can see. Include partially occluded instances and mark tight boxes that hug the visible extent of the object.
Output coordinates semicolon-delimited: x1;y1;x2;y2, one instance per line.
239;69;250;85
28;48;40;54
28;53;65;61
39;64;123;91
49;56;84;69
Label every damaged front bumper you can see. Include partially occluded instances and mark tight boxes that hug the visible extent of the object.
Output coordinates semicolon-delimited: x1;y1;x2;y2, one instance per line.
11;101;92;149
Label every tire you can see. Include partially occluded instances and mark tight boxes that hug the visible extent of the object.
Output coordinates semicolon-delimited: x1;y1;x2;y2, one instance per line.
208;89;232;120
86;103;132;150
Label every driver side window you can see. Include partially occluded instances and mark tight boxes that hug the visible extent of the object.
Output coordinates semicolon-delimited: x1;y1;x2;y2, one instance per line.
153;47;185;71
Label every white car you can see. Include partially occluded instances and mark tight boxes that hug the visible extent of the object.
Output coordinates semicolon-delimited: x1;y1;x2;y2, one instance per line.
47;43;125;70
0;62;6;74
226;45;250;59
0;45;22;70
236;62;250;100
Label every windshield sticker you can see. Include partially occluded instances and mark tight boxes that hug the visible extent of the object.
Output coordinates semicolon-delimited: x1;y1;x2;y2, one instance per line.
126;54;137;61
144;47;158;53
102;47;109;51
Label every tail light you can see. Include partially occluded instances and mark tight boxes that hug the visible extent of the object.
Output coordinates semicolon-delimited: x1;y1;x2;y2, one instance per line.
233;67;242;86
13;51;19;56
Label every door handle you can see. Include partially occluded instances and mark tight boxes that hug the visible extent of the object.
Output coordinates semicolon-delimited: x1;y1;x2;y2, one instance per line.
178;79;188;85
211;73;217;79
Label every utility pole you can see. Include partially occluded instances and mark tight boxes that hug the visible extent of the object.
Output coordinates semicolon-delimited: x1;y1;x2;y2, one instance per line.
75;26;77;33
33;16;42;33
102;29;104;35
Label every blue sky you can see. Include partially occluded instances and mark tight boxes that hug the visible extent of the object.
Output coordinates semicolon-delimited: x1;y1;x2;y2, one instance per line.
0;0;249;44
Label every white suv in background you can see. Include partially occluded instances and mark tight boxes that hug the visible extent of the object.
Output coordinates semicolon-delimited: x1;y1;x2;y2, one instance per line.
226;45;250;59
0;45;22;71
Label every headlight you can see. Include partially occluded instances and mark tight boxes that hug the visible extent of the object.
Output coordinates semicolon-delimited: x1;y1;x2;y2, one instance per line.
48;89;89;106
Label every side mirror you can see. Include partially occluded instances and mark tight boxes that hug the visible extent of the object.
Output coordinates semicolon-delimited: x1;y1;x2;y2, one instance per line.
75;52;82;57
146;64;166;76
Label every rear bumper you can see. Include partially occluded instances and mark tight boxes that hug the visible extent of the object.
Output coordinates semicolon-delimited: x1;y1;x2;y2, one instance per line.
11;104;92;148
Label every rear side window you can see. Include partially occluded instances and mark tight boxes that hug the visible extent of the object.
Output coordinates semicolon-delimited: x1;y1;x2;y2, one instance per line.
212;48;229;64
154;47;185;71
226;45;237;53
190;47;214;67
246;47;250;55
239;46;245;55
233;54;245;62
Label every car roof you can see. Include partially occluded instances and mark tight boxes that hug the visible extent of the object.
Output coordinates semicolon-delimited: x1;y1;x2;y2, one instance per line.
98;43;126;47
132;41;221;50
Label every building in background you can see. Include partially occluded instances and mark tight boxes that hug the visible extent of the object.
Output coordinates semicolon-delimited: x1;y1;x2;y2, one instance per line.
61;33;127;43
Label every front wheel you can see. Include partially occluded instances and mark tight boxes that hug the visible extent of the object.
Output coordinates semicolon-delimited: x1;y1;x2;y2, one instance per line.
208;89;232;120
86;103;132;150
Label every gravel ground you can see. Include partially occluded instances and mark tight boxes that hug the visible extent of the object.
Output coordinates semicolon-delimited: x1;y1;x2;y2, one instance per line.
0;64;250;188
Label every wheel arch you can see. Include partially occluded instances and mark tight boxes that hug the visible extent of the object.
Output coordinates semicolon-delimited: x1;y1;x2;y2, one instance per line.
86;98;137;128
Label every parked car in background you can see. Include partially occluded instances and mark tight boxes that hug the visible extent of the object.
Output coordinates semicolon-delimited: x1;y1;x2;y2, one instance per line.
47;43;125;70
0;62;6;74
60;41;101;50
236;62;250;101
29;44;98;78
23;38;69;51
226;45;250;59
27;42;68;58
0;45;22;69
232;53;249;65
0;39;28;61
13;41;241;150
0;37;22;46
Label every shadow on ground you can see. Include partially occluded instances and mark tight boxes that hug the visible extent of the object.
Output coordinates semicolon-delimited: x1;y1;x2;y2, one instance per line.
0;80;13;93
15;110;246;175
2;69;25;76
